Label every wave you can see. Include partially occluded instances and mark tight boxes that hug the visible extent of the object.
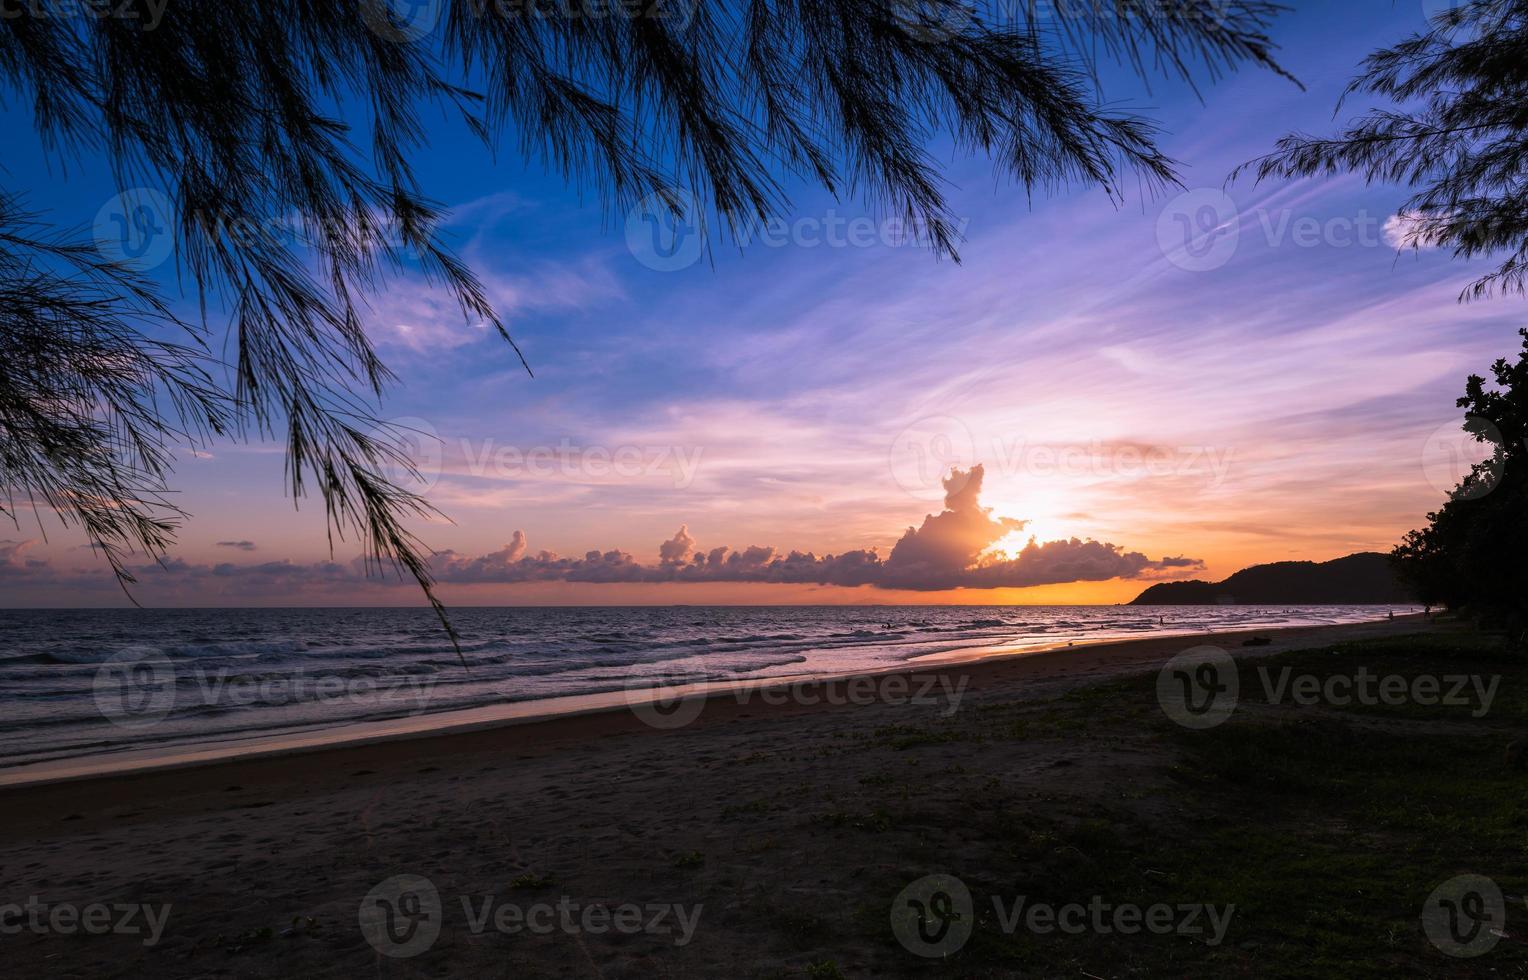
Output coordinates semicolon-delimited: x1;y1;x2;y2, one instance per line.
0;604;1418;768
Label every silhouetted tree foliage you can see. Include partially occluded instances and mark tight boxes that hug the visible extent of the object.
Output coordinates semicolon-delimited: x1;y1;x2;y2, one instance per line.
1244;0;1528;299
0;0;1292;629
1392;329;1528;635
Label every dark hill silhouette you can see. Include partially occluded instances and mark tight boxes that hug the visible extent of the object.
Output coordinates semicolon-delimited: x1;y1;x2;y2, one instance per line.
1130;552;1414;605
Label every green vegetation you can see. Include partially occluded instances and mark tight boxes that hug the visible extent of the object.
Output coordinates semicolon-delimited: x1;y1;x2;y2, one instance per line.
934;632;1526;977
673;850;706;870
508;872;556;890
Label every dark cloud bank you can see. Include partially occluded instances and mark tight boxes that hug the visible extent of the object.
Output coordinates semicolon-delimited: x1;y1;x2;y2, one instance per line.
6;466;1202;598
432;465;1201;591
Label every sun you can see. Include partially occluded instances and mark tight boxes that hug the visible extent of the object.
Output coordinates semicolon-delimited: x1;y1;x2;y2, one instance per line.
985;487;1074;551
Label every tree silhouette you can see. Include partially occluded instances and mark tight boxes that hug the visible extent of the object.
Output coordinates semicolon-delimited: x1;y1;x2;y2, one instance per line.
0;0;1293;629
1244;0;1528;299
1235;0;1527;633
1392;330;1527;634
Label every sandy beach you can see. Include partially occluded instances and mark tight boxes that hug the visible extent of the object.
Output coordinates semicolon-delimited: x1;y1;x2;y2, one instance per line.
0;616;1445;976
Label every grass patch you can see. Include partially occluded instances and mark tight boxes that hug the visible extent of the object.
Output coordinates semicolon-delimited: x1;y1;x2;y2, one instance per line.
865;630;1528;978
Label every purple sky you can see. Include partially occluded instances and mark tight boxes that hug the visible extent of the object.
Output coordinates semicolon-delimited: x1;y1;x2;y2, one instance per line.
3;1;1517;606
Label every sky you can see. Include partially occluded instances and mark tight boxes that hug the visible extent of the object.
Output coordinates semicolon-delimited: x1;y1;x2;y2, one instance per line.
3;0;1521;607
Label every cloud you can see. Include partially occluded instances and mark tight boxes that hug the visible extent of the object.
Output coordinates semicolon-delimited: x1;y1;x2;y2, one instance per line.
365;258;625;354
0;539;47;575
427;530;527;583
5;466;1202;601
659;524;697;564
428;464;1203;591
1382;211;1446;251
881;465;1027;586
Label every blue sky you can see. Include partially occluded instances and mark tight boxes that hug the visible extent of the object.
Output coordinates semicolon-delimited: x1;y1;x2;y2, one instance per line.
5;0;1521;605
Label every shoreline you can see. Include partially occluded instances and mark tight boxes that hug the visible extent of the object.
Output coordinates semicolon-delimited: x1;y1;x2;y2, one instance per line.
0;614;1427;803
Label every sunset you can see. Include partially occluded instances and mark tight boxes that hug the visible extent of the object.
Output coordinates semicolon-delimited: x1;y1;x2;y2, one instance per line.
1;0;1525;976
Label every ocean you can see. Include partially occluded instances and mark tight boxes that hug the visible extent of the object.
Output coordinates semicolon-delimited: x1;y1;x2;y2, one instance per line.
0;604;1416;769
